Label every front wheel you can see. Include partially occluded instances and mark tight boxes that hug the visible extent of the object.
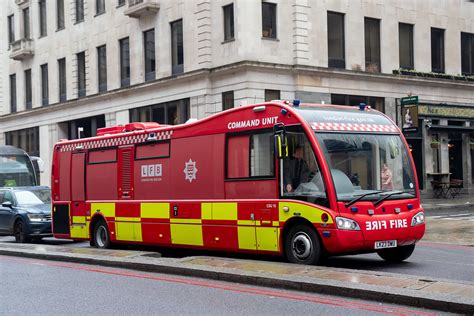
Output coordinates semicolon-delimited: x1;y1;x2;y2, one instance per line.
92;220;111;249
284;224;322;265
14;220;30;243
377;244;416;263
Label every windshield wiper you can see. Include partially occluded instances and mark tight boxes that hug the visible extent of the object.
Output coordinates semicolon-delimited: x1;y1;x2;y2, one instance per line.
345;190;384;207
373;190;415;206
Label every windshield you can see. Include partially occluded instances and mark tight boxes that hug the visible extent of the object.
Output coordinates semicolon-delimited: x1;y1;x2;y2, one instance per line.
14;189;51;205
0;155;36;187
315;133;416;201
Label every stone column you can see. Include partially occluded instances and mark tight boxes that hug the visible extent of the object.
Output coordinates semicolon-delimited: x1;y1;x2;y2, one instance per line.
439;119;450;179
115;110;130;126
462;123;473;194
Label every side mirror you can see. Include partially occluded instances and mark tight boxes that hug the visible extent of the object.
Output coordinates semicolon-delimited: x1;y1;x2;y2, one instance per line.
1;201;13;209
30;156;45;173
274;123;288;159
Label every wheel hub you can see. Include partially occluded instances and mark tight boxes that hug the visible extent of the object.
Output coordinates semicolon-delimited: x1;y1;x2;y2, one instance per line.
292;232;312;260
96;226;107;248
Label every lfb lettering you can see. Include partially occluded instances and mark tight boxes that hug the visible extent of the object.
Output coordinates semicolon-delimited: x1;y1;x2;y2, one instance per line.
141;164;162;177
366;219;407;230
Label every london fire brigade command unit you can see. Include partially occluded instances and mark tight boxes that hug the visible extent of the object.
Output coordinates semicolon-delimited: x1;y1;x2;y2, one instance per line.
51;101;425;265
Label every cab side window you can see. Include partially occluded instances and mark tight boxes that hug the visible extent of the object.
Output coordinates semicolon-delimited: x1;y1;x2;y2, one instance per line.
0;191;5;204
3;191;14;204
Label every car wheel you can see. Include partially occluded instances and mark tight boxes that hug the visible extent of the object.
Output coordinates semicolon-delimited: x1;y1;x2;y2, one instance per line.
92;220;111;249
14;220;30;243
377;244;416;263
284;224;321;265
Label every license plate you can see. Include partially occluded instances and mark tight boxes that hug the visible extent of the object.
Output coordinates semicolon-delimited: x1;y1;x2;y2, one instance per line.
375;240;397;249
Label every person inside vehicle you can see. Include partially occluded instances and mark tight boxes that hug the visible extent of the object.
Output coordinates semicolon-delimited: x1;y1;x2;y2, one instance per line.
381;162;393;190
284;145;311;193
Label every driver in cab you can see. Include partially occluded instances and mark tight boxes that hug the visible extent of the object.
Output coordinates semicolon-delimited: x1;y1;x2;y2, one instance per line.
284;145;310;193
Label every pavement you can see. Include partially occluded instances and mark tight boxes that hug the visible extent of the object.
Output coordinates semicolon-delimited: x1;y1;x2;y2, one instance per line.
1;196;473;314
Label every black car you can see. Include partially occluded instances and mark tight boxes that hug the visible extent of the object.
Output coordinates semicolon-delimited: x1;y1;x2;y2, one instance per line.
0;186;52;242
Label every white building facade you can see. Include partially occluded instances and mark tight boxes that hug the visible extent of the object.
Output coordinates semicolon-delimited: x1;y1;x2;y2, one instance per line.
1;0;473;194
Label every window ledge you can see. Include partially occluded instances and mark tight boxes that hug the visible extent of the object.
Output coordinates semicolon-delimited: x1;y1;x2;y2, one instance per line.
74;19;85;25
222;38;235;44
56;27;65;32
116;3;125;8
94;11;105;17
38;35;47;39
261;37;279;42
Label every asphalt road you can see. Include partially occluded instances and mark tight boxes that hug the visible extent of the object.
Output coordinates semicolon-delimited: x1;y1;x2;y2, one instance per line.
0;255;447;316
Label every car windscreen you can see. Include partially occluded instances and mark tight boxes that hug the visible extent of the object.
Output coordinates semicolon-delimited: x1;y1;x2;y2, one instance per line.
315;133;416;201
14;189;51;205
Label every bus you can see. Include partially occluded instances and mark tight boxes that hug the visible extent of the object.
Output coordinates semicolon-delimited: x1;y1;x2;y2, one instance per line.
51;101;425;264
0;145;41;187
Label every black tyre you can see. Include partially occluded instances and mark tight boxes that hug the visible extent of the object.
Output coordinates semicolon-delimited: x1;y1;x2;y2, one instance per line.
284;224;322;265
92;220;111;249
14;220;30;243
377;244;416;263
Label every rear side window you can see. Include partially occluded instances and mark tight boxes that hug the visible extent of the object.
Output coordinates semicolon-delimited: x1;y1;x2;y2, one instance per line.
89;148;117;164
135;141;170;160
227;130;275;179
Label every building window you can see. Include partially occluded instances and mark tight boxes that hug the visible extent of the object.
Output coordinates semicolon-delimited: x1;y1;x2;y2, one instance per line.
57;0;65;30
58;58;66;102
25;69;32;109
118;0;125;6
23;8;30;39
399;23;414;70
331;94;385;113
8;15;15;45
223;3;234;41
41;64;49;106
431;28;445;73
222;91;234;111
265;89;280;102
119;37;130;87
39;0;47;37
77;52;86;98
65;115;105;139
5;127;40;157
364;18;380;73
10;74;17;113
327;11;345;68
96;0;105;15
461;32;474;76
130;99;190;125
97;45;107;92
144;29;155;81
171;19;184;75
76;0;84;22
262;2;276;39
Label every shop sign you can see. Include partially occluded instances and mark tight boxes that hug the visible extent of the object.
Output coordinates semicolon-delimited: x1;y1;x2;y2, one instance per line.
418;105;474;119
402;105;418;133
401;96;419;106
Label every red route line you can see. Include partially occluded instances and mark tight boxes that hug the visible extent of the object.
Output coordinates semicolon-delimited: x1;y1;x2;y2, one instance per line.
0;256;435;316
419;241;473;250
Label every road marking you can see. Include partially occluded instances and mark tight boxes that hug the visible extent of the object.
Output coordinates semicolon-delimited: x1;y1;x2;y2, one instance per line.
0;255;436;316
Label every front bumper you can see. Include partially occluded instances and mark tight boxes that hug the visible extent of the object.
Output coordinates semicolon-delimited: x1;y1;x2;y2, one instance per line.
319;212;425;254
27;221;53;237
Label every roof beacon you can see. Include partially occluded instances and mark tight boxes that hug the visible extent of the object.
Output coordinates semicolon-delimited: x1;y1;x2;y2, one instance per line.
293;99;301;107
359;103;367;111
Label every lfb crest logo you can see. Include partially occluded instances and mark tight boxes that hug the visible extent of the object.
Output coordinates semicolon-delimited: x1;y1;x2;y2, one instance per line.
183;159;198;183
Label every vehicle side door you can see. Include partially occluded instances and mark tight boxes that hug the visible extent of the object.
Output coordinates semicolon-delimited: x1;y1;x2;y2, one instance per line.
0;190;17;234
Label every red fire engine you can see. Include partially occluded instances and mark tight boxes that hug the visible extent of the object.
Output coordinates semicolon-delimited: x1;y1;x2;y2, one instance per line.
51;101;425;264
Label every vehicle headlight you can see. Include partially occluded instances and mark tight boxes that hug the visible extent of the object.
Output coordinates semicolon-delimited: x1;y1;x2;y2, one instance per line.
336;217;360;230
27;214;49;222
411;212;425;226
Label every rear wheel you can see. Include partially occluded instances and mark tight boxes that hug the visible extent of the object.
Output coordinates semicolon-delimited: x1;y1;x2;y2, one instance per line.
377;244;416;263
92;220;111;249
14;220;30;243
284;224;322;265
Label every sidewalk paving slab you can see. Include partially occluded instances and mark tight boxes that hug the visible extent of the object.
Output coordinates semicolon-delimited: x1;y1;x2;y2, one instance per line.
0;242;472;314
